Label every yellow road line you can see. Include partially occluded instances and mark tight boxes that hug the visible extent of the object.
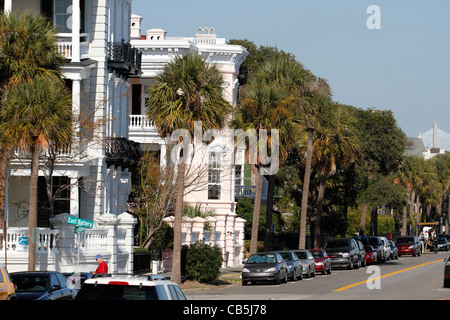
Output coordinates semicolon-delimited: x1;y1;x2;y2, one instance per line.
333;259;443;292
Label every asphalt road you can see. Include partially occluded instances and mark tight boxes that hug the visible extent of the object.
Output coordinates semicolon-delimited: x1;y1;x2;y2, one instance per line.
187;251;450;300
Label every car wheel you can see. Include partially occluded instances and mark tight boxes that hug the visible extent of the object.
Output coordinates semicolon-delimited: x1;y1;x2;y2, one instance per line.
348;261;354;270
444;279;450;288
327;265;332;274
298;268;303;280
291;268;297;281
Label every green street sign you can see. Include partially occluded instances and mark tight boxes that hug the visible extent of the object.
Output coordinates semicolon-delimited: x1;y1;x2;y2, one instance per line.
74;226;86;233
67;216;93;229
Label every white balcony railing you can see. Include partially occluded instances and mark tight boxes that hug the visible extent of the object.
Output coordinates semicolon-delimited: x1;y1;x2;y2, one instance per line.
129;114;154;129
57;33;89;60
1;228;59;254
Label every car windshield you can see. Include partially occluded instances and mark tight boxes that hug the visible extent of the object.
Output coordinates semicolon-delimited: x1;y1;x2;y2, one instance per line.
12;275;49;292
75;283;168;300
310;251;323;258
295;252;308;259
438;238;447;243
397;238;413;244
368;238;380;246
325;241;349;249
279;253;293;261
247;254;277;264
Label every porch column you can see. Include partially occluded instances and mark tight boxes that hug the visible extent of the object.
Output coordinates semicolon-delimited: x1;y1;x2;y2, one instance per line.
4;0;12;13
71;0;81;63
160;144;167;169
70;178;79;217
72;78;81;151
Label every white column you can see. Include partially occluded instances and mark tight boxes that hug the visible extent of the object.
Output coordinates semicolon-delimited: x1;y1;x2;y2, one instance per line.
70;178;79;217
72;79;81;153
4;0;12;13
72;0;81;63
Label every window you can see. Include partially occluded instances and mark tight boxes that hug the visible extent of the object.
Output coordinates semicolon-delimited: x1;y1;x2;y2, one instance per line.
52;177;71;215
54;0;72;33
208;151;222;200
235;165;242;186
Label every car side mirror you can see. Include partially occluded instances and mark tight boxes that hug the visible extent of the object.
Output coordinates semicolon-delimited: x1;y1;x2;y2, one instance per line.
50;284;61;292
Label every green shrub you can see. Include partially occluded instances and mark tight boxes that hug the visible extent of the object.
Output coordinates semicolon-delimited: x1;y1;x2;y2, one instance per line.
184;241;223;283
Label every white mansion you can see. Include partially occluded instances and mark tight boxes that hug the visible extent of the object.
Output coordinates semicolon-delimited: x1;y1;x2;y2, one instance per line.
0;1;249;272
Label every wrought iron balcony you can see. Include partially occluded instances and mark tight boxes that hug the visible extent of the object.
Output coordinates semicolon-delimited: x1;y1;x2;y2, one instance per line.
107;40;142;77
105;137;142;168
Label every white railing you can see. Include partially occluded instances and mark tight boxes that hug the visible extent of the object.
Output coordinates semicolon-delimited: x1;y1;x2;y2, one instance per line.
129;114;155;129
57;33;89;60
79;230;108;251
1;228;59;254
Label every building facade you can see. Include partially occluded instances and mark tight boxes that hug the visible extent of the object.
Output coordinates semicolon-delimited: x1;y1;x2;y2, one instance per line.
1;0;140;273
129;16;249;267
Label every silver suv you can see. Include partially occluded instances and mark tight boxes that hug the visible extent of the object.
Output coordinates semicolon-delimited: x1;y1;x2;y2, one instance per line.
75;274;186;300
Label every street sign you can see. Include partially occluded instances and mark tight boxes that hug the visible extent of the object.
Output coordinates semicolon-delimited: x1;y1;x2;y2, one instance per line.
67;216;93;229
74;226;86;233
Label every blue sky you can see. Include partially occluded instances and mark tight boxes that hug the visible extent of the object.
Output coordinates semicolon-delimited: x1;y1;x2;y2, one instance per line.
131;0;450;138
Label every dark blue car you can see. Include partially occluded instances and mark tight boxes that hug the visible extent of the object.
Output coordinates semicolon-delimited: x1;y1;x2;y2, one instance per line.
11;271;75;300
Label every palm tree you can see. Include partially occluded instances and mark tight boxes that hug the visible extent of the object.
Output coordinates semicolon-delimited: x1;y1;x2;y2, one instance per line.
310;103;358;248
397;155;424;235
0;76;72;271
297;79;331;249
231;56;313;253
146;53;231;284
0;11;65;246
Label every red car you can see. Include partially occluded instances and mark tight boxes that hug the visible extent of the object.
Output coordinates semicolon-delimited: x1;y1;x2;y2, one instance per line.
364;245;378;264
396;236;422;257
309;249;331;275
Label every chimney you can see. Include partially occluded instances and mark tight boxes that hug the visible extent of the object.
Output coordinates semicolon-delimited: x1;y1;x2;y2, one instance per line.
130;14;142;39
146;28;167;40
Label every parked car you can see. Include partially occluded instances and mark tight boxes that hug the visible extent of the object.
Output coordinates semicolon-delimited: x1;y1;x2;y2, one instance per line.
436;236;450;251
355;239;367;267
324;238;362;269
277;251;302;281
11;271;76;300
309;249;331;275
75;274;186;300
444;257;450;288
0;263;16;300
396;236;422;257
364;236;387;262
364;245;378;264
241;252;288;285
63;272;93;296
389;241;399;260
293;249;316;278
380;237;391;261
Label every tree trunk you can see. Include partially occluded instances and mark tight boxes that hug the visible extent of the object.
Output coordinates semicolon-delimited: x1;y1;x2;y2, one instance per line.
171;161;185;284
313;175;326;249
370;206;378;236
263;174;275;251
359;204;368;236
28;143;39;271
401;206;407;236
0;148;8;245
408;190;415;236
425;203;431;222
249;166;263;256
299;129;313;249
